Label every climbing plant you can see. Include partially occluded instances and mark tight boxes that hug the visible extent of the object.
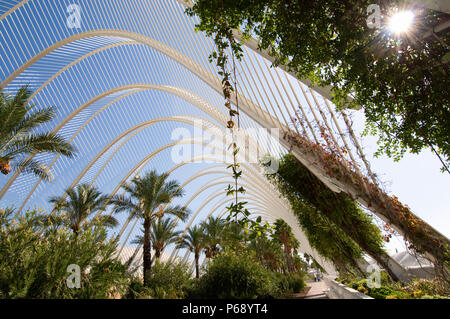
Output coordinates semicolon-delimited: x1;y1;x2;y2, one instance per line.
187;0;449;278
203;11;271;239
271;154;404;280
266;163;367;276
187;0;450;172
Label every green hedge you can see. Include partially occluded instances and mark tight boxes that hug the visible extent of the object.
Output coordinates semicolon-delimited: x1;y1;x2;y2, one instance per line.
188;250;280;299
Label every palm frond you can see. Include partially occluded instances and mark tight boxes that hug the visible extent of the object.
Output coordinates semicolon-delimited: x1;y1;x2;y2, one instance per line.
14;158;53;181
164;204;191;222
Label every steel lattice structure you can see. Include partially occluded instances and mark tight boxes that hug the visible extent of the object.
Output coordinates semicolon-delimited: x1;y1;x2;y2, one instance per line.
0;0;410;275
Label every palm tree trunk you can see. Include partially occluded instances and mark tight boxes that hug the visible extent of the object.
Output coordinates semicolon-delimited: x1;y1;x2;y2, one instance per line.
143;217;152;287
195;251;200;279
284;246;293;273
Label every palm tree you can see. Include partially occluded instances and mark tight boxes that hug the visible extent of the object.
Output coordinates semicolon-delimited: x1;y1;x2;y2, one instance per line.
177;225;205;279
0;86;75;180
201;216;225;258
249;234;284;272
273;219;299;273
49;183;116;236
112;170;190;286
132;218;181;260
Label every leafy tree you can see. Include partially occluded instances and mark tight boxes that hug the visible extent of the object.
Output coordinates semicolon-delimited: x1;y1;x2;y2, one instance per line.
113;170;190;286
177;225;205;279
0;86;75;179
188;0;450;172
49;183;117;236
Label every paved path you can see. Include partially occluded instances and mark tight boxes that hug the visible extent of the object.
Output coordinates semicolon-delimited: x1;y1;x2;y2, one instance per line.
304;281;328;299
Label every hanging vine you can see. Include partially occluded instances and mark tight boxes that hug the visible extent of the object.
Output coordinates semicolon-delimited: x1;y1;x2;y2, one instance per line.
194;15;270;238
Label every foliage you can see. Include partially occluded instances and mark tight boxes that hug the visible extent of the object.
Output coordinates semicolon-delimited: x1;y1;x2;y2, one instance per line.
248;234;285;272
188;0;450;172
292;198;366;276
192;0;272;239
0;208;127;299
266;154;375;275
189;0;450;275
368;286;393;299
201;216;225;258
177;225;205;279
188;249;280;299
123;277;151;299
145;261;193;299
339;274;450;299
283;131;449;276
112;170;190;286
402;278;449;297
49;183;117;236
0;86;75;180
273;219;300;273
273;272;306;295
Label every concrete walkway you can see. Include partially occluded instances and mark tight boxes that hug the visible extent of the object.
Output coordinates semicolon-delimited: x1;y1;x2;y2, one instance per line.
303;280;328;299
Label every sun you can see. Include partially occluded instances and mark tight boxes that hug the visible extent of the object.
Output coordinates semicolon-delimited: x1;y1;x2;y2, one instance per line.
388;10;415;34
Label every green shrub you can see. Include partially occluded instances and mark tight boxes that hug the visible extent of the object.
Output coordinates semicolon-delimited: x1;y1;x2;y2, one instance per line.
368;287;393;299
287;274;306;293
0;209;128;298
189;250;279;299
146;261;193;299
351;279;369;291
276;273;306;294
124;278;152;299
404;278;449;297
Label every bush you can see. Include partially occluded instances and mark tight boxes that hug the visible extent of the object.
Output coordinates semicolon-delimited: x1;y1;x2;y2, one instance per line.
124;278;152;299
403;278;449;297
146;261;193;299
188;250;279;299
0;209;128;298
369;287;393;299
274;273;306;294
340;273;450;299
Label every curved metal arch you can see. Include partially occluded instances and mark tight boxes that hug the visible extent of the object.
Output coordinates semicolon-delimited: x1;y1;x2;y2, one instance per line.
27;41;140;102
114;153;287;243
115;164;282;242
0;29;276;131
117;163;284;242
104;140;277;228
1;28;284;147
171;177;280;239
179;170;284;208
1;28;344;208
0;0;346;105
17;88;147;212
123;183;281;264
18;115;224;213
60;124;231;204
0;83;228;199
